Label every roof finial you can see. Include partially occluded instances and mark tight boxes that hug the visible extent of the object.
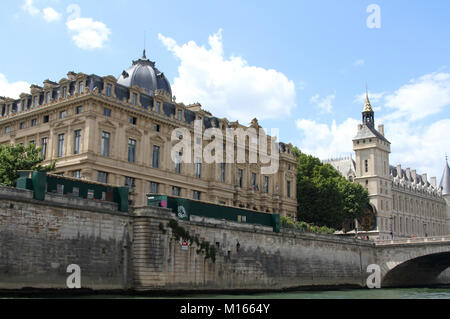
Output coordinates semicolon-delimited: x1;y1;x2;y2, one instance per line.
363;83;373;112
142;30;147;59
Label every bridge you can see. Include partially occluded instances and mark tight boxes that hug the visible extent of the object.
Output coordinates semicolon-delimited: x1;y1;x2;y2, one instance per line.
375;236;450;287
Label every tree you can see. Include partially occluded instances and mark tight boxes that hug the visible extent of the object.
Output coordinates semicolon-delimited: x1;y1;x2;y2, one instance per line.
293;147;369;230
0;144;55;186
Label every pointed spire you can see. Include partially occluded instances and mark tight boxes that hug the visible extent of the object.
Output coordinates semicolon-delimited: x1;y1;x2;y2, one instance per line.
142;49;147;60
439;155;450;195
363;84;373;113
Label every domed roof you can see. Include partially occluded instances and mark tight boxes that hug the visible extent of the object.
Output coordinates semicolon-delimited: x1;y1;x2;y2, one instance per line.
117;50;172;97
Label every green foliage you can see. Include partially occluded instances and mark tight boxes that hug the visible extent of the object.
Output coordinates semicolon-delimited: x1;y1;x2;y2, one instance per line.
167;219;216;262
293;147;369;230
0;144;55;187
280;216;335;235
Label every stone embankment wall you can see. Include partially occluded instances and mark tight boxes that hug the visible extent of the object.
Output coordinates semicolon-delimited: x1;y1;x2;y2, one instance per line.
0;187;133;290
133;207;377;291
9;186;448;292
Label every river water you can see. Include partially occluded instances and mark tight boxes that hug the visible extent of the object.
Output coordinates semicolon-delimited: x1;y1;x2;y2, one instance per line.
2;287;450;299
81;287;450;299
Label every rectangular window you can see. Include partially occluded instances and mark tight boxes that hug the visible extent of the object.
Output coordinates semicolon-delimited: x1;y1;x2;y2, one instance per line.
43;115;49;123
193;191;201;200
152;145;160;168
251;172;257;188
156;101;161;113
130;116;137;125
132;93;137;105
177;109;182;120
150;182;159;194
101;131;110;157
220;163;226;183
31;119;37;127
238;169;243;188
33;96;38;107
195;159;202;179
60;110;66;119
264;176;269;193
172;186;181;197
41;137;48;159
46;92;51;104
5;126;10;134
74;129;81;154
104;107;111;117
154;124;160;132
62;87;67;98
365;160;369;173
76;106;82;114
29;140;35;145
57;134;64;157
106;84;112;97
287;181;291;198
124;176;135;190
72;170;81;179
128;138;136;163
78;82;84;93
19;122;25;130
97;171;108;184
175;152;182;174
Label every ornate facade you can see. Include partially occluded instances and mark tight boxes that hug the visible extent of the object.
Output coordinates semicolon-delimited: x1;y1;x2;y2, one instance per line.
328;94;449;240
0;52;298;218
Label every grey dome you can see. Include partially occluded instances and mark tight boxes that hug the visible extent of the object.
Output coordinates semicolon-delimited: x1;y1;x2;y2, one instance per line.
117;51;172;97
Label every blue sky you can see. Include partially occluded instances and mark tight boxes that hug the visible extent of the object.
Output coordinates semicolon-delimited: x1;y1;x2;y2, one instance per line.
0;0;449;180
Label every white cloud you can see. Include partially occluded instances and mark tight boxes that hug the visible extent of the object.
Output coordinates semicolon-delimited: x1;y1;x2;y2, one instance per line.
353;59;365;67
295;118;359;160
158;29;296;123
310;93;335;113
21;0;40;16
66;17;111;50
383;72;450;122
43;7;61;22
0;73;30;99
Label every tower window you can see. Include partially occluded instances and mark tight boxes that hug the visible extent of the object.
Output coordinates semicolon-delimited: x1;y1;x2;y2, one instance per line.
365;160;369;173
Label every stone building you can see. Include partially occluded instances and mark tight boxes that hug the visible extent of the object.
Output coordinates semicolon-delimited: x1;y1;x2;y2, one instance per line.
0;51;298;218
328;93;449;240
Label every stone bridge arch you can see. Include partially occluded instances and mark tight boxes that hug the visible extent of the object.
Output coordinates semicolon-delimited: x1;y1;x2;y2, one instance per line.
376;237;450;287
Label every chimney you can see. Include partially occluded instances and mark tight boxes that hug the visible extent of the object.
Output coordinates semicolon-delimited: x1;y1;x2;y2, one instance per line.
378;124;385;136
431;177;437;187
422;173;428;184
412;170;417;182
396;164;402;178
406;168;411;181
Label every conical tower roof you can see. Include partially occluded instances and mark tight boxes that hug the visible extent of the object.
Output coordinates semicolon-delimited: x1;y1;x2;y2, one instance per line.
439;157;450;195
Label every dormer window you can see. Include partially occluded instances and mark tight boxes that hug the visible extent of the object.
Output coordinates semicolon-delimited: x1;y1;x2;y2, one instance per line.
156;101;161;113
78;82;84;93
46;92;51;104
33;96;38;107
106;84;112;97
132;93;138;105
62;86;67;98
177;109;183;121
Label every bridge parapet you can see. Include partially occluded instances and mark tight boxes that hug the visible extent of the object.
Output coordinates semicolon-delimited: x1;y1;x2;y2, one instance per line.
375;236;450;246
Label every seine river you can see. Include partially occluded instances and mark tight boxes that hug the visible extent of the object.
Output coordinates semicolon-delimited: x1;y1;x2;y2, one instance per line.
83;287;450;299
2;287;450;299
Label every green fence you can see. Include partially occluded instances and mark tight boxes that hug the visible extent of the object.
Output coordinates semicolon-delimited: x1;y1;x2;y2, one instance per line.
16;171;129;212
147;194;280;233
